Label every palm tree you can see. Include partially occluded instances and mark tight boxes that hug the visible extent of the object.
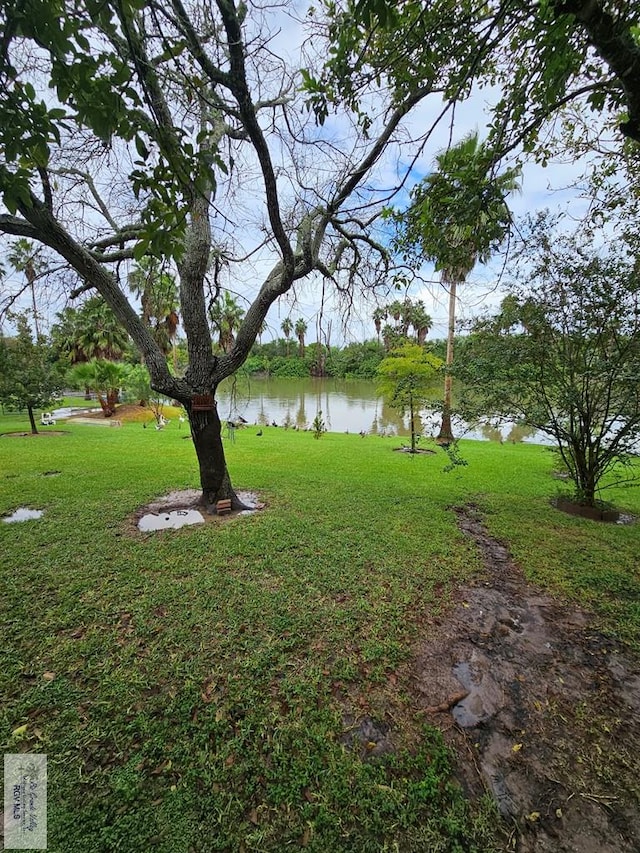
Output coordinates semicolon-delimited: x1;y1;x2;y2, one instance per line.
387;300;403;326
50;306;86;366
7;239;42;338
294;318;308;358
74;296;131;361
411;300;433;345
281;317;293;355
128;258;180;365
372;307;386;343
69;359;127;417
208;291;245;353
393;134;520;444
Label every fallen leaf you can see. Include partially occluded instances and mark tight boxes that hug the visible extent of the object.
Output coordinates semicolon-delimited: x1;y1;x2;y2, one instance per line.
555;808;563;818
43;671;56;681
512;743;523;753
12;724;28;738
526;811;540;822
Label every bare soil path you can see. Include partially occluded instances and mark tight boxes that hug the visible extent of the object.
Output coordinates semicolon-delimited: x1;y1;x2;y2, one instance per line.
412;504;640;852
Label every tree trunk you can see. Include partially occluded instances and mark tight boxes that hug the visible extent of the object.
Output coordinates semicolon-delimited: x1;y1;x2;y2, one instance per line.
437;279;457;446
410;394;417;452
27;405;38;435
188;403;246;512
576;461;597;507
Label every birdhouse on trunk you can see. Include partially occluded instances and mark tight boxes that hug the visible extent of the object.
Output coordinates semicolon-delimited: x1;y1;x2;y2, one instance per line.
216;499;232;516
191;394;215;412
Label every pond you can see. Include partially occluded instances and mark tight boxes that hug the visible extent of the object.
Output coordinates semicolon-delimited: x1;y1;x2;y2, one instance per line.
216;377;547;444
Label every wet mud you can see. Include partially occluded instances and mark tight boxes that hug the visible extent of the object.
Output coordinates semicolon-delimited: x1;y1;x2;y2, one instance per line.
412;504;640;852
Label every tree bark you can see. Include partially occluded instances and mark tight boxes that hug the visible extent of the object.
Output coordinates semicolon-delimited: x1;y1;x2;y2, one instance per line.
410;394;417;452
437;279;457;446
27;405;38;435
187;402;247;512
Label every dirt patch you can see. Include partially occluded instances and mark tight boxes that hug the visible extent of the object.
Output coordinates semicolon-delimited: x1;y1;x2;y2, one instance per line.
553;497;623;523
411;503;640;852
128;489;265;534
1;431;68;437
392;446;436;455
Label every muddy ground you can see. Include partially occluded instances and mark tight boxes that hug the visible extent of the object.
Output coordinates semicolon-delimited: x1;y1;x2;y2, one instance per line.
411;504;640;852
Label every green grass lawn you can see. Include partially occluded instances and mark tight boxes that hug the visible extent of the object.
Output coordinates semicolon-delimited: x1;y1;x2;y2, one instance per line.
1;410;639;852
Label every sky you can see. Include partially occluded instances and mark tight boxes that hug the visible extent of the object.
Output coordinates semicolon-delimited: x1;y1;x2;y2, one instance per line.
0;0;616;346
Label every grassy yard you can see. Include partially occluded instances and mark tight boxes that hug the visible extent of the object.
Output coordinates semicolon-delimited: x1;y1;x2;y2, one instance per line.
1;410;639;852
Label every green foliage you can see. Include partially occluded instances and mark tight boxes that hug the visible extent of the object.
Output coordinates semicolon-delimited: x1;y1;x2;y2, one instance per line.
312;409;326;438
51;298;132;364
121;363;152;405
330;339;385;378
242;354;271;375
269;356;310;378
308;0;640;152
374;298;433;348
68;358;128;416
377;342;442;451
389;134;520;277
0;313;61;427
457;217;640;506
0;0;211;254
208;292;245;354
127;259;179;356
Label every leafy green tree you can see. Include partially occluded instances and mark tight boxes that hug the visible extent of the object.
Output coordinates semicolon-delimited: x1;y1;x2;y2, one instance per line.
0;313;61;433
458;219;640;507
121;363;153;407
51;298;131;397
377;342;442;452
377;297;432;345
390;133;520;445
310;1;640;150
50;306;86;367
412;301;432;345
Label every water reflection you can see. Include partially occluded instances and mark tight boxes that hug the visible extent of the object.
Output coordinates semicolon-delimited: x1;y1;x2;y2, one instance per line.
217;378;548;444
3;507;44;523
138;509;205;532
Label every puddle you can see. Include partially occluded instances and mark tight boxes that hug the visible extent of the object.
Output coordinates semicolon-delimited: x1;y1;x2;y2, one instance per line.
3;507;44;523
410;503;640;852
451;658;505;728
138;509;205;532
51;406;101;419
